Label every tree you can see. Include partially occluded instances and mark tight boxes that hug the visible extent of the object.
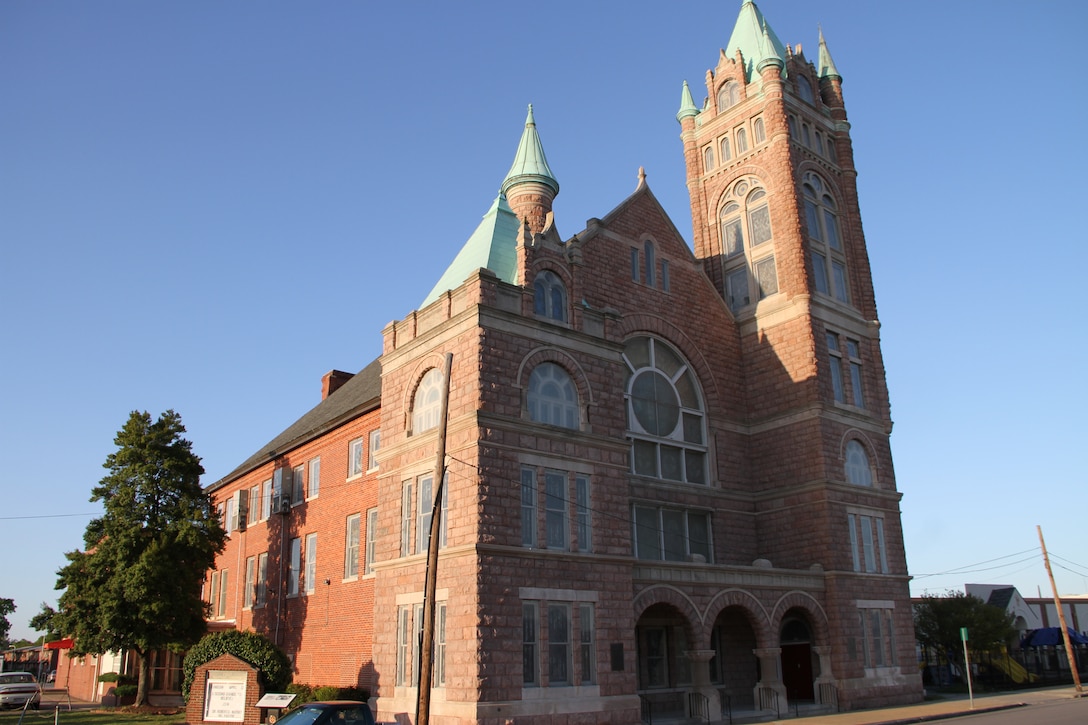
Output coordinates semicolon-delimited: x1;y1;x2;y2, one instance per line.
914;590;1016;675
29;603;61;642
54;410;226;706
0;598;14;648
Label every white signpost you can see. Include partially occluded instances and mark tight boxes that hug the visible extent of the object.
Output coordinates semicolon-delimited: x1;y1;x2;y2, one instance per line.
960;627;974;710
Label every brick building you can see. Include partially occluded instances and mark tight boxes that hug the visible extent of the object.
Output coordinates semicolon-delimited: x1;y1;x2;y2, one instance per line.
204;2;922;721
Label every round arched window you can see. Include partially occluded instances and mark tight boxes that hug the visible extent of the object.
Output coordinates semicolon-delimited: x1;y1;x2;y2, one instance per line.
845;440;873;486
624;337;707;484
527;363;578;429
412;368;444;434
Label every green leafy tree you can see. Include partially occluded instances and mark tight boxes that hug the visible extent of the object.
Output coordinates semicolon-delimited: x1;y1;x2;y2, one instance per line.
29;602;61;642
181;630;291;701
0;598;14;648
914;590;1016;675
54;410;226;706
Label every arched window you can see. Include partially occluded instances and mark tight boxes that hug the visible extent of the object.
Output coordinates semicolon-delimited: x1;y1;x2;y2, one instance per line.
703;145;714;171
718;180;778;313
797;75;815;104
412;368;444;434
533;270;567;322
787;115;798;140
753;117;766;144
736;127;748;153
624;337;706;484
801;123;811;148
814;130;824;156
527;363;578;429
718;81;740;111
803;172;848;302
845;440;873;486
720;136;732;162
644;239;656;287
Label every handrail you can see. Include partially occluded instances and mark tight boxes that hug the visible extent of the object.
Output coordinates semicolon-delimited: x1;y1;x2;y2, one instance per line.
757;686;780;718
687;691;709;721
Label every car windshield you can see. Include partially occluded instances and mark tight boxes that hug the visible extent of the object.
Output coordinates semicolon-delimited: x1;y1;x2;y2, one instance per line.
274;704;373;725
1;674;35;684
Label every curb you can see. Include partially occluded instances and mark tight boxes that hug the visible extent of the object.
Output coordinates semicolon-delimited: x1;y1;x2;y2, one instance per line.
868;701;1027;725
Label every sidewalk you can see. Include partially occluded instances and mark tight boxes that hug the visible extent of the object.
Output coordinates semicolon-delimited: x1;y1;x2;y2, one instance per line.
777;685;1083;724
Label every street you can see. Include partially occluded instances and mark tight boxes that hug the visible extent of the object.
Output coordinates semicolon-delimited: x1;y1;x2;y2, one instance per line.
924;697;1087;724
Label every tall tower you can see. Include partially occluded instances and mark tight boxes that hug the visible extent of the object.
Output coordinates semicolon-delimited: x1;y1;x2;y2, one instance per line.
678;0;918;705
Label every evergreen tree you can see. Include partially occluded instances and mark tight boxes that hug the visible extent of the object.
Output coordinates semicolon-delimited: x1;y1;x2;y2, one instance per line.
0;598;14;649
54;410;226;706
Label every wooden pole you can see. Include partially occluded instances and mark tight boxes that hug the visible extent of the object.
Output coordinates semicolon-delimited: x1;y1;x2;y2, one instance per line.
1037;525;1083;694
416;353;453;725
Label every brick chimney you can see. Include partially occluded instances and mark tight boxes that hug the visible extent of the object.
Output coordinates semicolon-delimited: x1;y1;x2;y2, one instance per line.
321;370;354;400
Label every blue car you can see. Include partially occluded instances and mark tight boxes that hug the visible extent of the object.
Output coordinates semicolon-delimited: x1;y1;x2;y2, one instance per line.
272;700;375;725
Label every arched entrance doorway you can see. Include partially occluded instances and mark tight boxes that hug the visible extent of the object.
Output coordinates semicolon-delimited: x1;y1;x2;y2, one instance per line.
635;603;695;720
779;613;815;702
709;605;759;709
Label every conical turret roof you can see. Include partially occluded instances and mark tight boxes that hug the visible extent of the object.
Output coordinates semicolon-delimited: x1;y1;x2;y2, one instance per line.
817;27;841;79
725;0;787;83
500;105;559;198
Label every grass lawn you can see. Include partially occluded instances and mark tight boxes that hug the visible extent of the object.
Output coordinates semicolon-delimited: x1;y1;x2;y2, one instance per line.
0;706;185;724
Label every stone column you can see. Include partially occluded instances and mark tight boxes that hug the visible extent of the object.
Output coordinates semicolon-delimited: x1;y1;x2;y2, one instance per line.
684;650;720;719
752;647;786;713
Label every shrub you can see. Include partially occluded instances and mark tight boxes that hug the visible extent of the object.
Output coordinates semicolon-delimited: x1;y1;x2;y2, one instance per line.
181;630;291;701
113;684;138;698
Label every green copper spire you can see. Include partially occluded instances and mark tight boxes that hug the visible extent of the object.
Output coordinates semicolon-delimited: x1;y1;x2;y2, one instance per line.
725;0;787;83
501;104;559;198
817;27;841;80
420;193;522;308
676;80;699;122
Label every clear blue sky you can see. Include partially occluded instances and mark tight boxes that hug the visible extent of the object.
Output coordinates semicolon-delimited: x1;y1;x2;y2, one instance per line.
3;1;1086;642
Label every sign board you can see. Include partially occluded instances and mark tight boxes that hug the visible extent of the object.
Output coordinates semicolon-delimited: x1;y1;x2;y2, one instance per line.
256;693;297;708
960;627;969;642
203;670;247;723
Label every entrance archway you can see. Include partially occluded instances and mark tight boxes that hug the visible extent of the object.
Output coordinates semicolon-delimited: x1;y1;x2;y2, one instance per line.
635;603;696;720
780;614;814;701
710;606;759;709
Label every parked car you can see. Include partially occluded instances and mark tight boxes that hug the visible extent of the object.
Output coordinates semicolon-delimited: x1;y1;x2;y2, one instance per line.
0;671;42;710
271;700;375;725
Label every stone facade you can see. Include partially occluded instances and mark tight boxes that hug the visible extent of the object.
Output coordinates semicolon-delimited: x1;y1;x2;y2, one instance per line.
204;2;922;722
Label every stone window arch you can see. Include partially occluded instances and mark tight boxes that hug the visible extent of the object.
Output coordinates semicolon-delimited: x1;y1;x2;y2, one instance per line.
527;362;579;430
411;367;444;434
844;439;873;487
533;269;568;322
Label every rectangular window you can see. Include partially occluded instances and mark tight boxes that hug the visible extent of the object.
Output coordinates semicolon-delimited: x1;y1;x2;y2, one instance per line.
523;602;539;686
755;256;778;298
416;474;434;554
831;260;848;302
634;506;711;562
749;205;772;246
244;556;256;609
575;476;591;552
345;514;361;579
248;486;260;526
521;468;537;547
630;248;640;282
292;464;305;505
548;604;572;686
412;604;424;686
726;267;749;312
870;610;884;666
435;603;447;687
847;339;865;408
256;552;268;605
401;481;413;556
368;430;381;471
288;538;300;596
849;513;888;574
723;218;744;258
304;533;317;594
349;438;364;478
217;569;229;618
661;260;670;292
579;603;596;685
224;498;235;535
365;508;377;575
397;606;410;686
827;333;845;403
209;571;219;615
308;457;320;498
812;251;829;295
261;480;272;521
545;470;568;550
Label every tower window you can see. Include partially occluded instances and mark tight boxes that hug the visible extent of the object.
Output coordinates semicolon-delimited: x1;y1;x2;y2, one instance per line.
804;173;849;303
533;270;567;322
797;75;815;104
753;117;766;144
703;145;715;171
736;127;749;154
720;136;732;162
845;440;873;487
718;181;777;313
718;81;740;111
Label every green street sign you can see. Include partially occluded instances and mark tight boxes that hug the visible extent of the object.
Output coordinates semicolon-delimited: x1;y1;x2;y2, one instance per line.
961;627;968;641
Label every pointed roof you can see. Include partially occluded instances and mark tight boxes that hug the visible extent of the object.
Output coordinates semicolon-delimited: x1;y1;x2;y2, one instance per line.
676;80;699;122
817;27;841;79
420;193;522;307
500;105;559;198
725;0;787;83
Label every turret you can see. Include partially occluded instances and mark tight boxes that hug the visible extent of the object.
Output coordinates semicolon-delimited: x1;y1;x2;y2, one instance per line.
500;105;559;235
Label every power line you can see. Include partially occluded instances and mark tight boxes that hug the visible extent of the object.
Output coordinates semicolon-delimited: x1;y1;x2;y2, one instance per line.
911;549;1039;579
0;512;98;521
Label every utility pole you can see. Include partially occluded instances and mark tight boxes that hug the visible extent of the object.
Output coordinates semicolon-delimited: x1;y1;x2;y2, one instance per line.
1037;525;1083;695
416;352;453;725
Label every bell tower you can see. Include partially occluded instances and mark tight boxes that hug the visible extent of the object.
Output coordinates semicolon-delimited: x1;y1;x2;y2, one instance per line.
678;0;917;704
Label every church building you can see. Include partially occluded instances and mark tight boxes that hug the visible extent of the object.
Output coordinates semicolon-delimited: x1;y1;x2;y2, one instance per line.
204;2;923;721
